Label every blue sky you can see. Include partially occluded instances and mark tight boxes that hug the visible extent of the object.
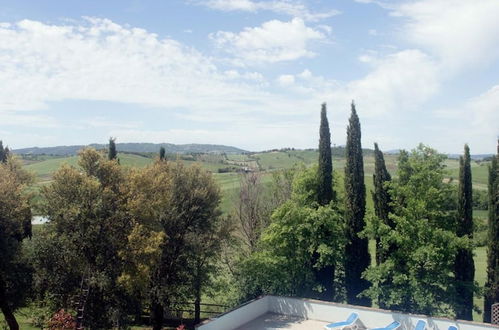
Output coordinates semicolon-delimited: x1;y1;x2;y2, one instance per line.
0;0;498;153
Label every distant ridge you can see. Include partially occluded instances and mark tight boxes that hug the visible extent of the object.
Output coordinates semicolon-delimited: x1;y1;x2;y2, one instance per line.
386;149;493;161
13;143;247;156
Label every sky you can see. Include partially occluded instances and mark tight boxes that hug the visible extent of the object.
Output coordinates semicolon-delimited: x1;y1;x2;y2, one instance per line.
0;0;498;153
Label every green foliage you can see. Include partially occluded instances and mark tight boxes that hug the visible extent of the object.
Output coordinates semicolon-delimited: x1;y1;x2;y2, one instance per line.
372;143;393;267
318;103;334;205
159;146;166;161
0;141;7;163
473;189;489;210
455;144;475;320
34;148;131;328
0;156;33;329
363;144;472;317
234;167;345;302
108;137;117;160
344;102;370;306
127;160;224;328
484;142;499;323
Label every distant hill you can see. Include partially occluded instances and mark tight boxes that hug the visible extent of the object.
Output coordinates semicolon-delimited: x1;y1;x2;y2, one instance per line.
14;143;247;156
387;149;493;161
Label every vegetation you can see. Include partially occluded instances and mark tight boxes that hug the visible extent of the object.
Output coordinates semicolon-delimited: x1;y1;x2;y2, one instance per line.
344;102;370;307
108;137;118;160
364;145;472;316
484;141;499;323
159;147;166;161
315;103;336;301
0;140;9;163
455;144;475;320
0;155;33;330
318;103;334;206
372;143;393;268
0;110;497;329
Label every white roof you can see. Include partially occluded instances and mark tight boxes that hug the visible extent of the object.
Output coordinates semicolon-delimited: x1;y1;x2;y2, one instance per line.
196;295;499;330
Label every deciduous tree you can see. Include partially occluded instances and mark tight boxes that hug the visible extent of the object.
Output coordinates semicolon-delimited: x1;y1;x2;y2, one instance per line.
0;156;33;330
37;148;131;328
235;167;344;303
363;145;469;316
127;161;222;330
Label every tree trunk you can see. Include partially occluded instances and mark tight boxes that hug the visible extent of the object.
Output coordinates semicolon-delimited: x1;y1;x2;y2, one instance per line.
311;250;335;302
0;278;19;330
194;279;201;325
151;302;163;330
314;264;335;301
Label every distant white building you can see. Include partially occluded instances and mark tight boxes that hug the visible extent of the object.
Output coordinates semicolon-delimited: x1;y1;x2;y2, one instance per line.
196;295;499;330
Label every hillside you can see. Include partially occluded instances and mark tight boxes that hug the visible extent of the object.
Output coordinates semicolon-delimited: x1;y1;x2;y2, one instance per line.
14;142;247;156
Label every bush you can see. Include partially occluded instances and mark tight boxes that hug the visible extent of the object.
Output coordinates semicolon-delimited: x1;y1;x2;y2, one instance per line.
47;309;76;330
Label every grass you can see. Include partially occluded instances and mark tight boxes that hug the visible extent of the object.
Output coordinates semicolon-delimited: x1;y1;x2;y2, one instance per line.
446;160;490;190
24;153;153;183
474;246;487;322
0;309;39;330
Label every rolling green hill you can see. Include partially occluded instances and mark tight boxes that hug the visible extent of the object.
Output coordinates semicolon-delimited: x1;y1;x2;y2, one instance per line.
24;153;154;183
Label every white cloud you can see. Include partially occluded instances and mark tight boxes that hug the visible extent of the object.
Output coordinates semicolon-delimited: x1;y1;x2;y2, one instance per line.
0;17;282;114
277;74;295;85
338;50;439;114
436;85;499;152
81;117;141;129
393;0;499;71
210;18;326;64
0;112;58;128
280;50;439;117
195;0;340;22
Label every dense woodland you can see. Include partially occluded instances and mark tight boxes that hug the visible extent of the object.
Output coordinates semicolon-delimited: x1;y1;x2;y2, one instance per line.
0;104;498;330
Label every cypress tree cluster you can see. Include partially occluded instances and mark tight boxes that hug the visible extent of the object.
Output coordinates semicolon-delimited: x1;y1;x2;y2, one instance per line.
344;102;371;306
108;137;117;160
454;144;474;321
318;103;334;205
484;140;499;323
372;143;393;266
314;103;335;301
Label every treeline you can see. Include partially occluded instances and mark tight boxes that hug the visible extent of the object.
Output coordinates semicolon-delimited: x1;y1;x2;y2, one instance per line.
227;103;499;323
1;141;228;329
0;102;498;330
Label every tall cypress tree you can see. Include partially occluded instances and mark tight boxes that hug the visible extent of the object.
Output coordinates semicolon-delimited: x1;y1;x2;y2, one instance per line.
344;101;371;306
372;143;393;266
318;103;334;205
314;103;335;301
108;137;117;161
455;144;475;320
0;141;5;163
484;140;499;323
159;147;166;161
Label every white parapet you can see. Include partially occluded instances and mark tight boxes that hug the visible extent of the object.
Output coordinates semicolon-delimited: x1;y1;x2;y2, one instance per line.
197;295;499;330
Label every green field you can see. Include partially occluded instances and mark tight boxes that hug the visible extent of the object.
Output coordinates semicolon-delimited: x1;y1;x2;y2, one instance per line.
23;150;490;214
24;153;153;183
